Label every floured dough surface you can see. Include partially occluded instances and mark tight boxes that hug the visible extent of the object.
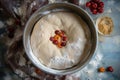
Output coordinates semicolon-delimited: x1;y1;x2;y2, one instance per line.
30;12;91;69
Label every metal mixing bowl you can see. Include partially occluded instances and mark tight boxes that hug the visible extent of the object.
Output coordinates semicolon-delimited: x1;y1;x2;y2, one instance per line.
23;3;98;75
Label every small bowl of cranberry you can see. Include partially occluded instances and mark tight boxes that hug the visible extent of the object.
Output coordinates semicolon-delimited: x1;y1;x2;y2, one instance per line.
85;0;104;15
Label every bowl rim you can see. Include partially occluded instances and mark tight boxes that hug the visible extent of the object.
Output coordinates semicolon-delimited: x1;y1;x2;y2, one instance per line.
23;2;98;75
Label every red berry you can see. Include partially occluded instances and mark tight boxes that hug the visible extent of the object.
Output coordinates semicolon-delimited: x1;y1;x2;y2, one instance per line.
61;30;65;34
61;42;66;46
92;3;98;9
50;37;54;41
97;7;102;10
93;0;100;3
53;40;58;45
86;2;91;7
55;30;60;35
90;7;94;13
98;8;103;13
99;2;104;8
92;9;98;14
107;66;114;72
35;68;42;75
62;36;67;41
59;30;65;36
90;1;95;5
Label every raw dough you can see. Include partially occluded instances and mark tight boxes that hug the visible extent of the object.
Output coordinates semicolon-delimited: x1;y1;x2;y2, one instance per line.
30;12;91;69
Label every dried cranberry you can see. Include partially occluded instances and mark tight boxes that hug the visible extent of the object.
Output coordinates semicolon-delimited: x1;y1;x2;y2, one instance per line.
92;9;98;14
92;3;98;8
61;42;66;46
86;2;91;7
90;1;95;5
61;30;65;34
93;0;100;3
53;40;58;45
107;66;114;72
90;7;94;12
55;30;60;35
35;68;42;75
50;37;54;41
98;8;103;13
98;67;105;72
98;2;104;8
97;7;102;10
62;36;67;41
